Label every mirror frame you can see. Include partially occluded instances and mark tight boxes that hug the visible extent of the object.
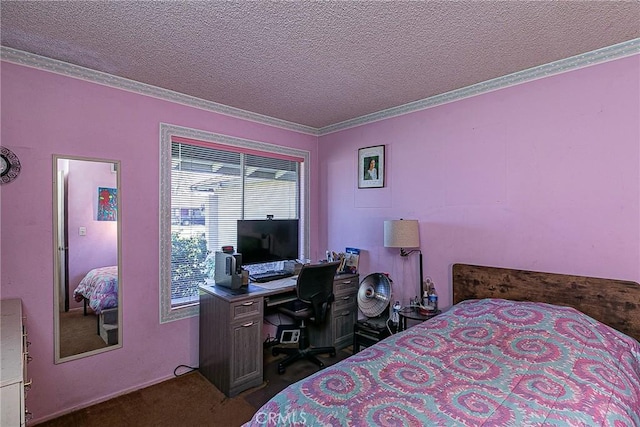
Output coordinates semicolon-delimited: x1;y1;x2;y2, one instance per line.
53;154;123;363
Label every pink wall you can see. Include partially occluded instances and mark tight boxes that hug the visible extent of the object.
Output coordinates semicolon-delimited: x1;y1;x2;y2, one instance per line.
0;62;318;423
66;159;118;309
319;54;640;309
1;54;638;423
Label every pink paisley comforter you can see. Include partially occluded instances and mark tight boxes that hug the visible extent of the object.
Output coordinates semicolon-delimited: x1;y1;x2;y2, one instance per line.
73;266;118;314
245;298;640;426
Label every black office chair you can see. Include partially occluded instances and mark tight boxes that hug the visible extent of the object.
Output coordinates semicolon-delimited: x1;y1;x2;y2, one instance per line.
272;261;341;374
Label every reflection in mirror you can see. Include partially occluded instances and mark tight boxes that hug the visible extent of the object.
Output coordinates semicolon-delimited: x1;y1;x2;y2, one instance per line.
53;155;122;363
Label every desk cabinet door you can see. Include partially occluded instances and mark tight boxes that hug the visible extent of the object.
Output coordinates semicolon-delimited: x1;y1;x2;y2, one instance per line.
331;295;357;349
229;318;262;393
199;292;263;397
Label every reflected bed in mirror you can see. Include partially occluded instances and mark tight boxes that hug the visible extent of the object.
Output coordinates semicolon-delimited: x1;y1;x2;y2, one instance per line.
53;155;122;363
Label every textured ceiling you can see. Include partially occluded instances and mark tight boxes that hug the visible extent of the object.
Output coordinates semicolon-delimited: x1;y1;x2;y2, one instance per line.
1;1;639;129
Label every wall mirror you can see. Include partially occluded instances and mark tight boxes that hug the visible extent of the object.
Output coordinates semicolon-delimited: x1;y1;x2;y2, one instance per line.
53;155;122;363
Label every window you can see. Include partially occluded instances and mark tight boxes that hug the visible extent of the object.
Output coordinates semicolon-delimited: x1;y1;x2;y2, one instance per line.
160;124;310;322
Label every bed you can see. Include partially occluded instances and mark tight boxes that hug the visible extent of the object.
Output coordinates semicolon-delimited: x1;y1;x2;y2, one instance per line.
243;264;640;426
73;265;118;315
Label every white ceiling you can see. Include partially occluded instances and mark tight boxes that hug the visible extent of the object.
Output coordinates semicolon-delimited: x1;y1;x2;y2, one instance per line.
1;1;639;131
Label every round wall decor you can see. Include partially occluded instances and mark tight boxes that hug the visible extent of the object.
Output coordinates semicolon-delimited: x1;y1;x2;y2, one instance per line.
0;146;22;184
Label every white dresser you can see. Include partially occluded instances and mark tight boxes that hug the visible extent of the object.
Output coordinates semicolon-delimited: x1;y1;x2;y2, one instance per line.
1;299;30;426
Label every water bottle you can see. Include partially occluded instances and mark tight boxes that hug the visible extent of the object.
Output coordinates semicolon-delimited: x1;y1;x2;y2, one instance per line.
391;301;401;324
427;286;438;311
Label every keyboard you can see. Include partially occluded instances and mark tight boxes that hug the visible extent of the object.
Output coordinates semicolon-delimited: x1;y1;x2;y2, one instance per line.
250;270;294;283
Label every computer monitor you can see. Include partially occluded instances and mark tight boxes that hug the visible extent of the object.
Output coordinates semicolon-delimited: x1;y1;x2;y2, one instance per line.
237;219;299;265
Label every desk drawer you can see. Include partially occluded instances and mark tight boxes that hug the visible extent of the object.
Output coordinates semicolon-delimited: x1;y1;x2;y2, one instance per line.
333;292;356;309
332;295;356;317
334;275;359;296
230;298;262;321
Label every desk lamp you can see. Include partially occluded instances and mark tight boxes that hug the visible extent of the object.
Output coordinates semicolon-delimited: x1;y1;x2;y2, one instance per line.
384;219;423;299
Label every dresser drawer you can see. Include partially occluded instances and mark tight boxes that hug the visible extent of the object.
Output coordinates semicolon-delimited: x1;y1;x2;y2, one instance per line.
1;299;27;427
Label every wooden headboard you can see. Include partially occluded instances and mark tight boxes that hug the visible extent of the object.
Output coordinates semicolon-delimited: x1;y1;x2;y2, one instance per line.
452;264;640;342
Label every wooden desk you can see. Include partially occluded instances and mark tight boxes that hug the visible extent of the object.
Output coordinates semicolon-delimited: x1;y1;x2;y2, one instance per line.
198;273;358;397
198;278;295;397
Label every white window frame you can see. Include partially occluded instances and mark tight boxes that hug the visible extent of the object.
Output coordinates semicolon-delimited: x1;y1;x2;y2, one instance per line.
159;123;310;323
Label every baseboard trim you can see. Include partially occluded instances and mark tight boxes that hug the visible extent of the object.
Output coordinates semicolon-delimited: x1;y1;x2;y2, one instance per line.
31;373;179;424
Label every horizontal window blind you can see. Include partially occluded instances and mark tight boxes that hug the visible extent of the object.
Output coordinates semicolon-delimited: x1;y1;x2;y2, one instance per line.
170;141;300;307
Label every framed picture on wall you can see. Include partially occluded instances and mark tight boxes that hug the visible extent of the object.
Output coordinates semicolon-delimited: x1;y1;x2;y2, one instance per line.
97;187;118;221
358;145;385;188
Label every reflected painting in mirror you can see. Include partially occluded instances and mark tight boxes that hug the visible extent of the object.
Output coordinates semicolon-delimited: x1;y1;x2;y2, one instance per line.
53;155;122;363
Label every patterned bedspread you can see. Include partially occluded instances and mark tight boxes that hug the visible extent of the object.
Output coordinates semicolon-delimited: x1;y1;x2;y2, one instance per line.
245;299;640;426
73;266;118;314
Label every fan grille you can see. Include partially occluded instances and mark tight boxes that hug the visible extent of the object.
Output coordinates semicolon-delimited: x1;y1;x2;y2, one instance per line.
357;273;391;318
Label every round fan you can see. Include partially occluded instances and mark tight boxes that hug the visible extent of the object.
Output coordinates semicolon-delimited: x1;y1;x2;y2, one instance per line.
357;273;392;318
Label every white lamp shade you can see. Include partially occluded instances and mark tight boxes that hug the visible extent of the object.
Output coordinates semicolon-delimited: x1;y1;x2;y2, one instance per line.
384;219;420;248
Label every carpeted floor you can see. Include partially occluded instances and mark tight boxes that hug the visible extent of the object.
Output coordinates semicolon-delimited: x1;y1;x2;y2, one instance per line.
37;347;352;427
59;308;108;358
244;346;352;409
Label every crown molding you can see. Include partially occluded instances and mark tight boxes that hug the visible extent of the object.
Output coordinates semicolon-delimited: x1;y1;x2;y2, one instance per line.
2;38;638;137
0;46;319;136
317;38;640;135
